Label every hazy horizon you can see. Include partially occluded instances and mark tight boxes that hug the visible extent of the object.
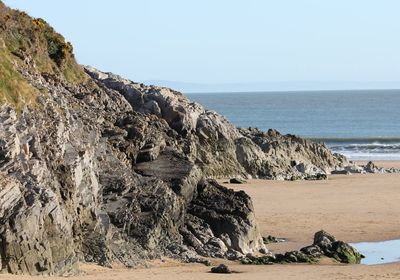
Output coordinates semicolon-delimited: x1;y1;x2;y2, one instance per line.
3;0;400;92
146;80;400;93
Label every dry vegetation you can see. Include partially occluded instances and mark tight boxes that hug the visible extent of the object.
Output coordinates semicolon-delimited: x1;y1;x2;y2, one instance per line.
0;1;87;110
0;48;37;112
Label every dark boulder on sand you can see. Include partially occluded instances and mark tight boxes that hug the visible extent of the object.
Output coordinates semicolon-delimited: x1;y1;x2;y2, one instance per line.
210;264;232;274
242;230;363;265
311;230;364;264
229;177;247;184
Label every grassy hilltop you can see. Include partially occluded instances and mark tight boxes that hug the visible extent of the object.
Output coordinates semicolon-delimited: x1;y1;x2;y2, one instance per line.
0;1;86;110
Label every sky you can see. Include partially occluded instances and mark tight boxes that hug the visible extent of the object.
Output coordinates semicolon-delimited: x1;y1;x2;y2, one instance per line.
3;0;400;91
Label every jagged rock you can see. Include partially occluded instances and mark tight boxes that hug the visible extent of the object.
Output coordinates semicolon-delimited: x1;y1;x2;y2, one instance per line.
330;241;364;264
344;164;366;174
242;231;362;265
361;161;400;174
241;255;274;265
229;177;247;184
360;161;400;174
311;230;363;264
0;2;365;276
313;230;337;247
333;161;400;175
210;264;231;274
136;139;165;163
134;150;202;202
262;235;285;244
300;245;323;258
183;179;266;257
331;170;351;175
242;250;317;265
86;68;349;180
304;173;328;180
276;250;317;263
364;161;379;173
238;128;348;179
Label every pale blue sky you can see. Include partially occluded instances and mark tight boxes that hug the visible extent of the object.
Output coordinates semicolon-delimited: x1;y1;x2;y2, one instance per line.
4;0;400;89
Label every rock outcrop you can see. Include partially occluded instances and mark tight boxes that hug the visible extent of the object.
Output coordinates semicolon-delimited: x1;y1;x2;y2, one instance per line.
0;2;360;276
333;161;400;175
182;179;264;259
0;4;267;275
242;230;363;265
300;230;363;264
85;67;349;180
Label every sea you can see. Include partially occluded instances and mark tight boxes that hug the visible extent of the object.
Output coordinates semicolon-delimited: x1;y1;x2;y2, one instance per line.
187;90;400;161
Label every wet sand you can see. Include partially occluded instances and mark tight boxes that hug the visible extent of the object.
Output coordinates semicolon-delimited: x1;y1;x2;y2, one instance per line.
3;161;400;280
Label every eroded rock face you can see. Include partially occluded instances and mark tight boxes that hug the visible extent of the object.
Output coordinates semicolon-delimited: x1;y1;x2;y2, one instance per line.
0;40;265;276
0;3;360;276
0;71;265;275
0;48;349;276
183;179;265;258
85;67;349;180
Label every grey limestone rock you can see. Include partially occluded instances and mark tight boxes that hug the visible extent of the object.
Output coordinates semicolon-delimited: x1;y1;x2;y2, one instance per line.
0;3;367;275
86;67;350;180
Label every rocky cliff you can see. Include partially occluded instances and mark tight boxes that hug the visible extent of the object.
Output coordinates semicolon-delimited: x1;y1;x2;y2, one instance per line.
84;66;348;180
0;2;348;276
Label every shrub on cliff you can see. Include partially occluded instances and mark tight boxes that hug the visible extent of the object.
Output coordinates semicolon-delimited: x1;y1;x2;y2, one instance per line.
0;2;86;89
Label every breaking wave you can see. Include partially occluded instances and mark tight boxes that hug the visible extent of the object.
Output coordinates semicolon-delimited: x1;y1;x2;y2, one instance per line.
311;137;400;160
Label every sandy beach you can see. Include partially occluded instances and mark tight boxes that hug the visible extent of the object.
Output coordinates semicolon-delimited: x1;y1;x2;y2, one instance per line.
226;160;400;252
2;161;400;280
2;0;400;278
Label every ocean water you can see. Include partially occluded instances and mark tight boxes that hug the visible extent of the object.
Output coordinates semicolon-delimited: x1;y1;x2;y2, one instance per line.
187;90;400;160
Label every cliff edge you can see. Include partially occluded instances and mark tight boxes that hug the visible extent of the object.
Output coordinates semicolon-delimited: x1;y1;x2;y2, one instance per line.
0;2;347;275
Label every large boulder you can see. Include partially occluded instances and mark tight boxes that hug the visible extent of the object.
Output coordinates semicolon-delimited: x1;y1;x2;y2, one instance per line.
183;179;266;258
311;230;363;264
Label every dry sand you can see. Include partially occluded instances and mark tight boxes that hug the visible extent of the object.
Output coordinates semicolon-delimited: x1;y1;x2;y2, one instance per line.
226;160;400;253
2;261;400;280
3;161;400;279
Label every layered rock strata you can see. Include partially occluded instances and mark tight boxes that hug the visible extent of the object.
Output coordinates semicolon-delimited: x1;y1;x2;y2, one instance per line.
0;2;365;276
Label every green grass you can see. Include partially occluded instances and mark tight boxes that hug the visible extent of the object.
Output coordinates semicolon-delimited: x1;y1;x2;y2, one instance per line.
0;2;87;111
1;5;87;84
0;49;37;112
63;57;87;84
